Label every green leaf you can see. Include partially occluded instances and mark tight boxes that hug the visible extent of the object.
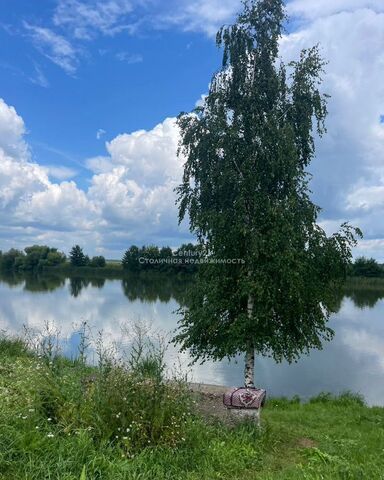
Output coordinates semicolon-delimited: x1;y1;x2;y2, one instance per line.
80;465;86;480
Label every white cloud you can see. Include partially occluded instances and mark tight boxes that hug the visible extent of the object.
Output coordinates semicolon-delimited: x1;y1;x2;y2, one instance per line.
279;8;384;258
53;0;135;39
23;22;79;75
29;64;50;88
0;98;96;236
21;0;238;76
96;129;106;140
104;118;181;184
0;150;49;212
54;0;240;38
115;52;143;63
287;0;384;20
44;165;78;180
16;181;99;230
88;118;184;239
153;0;240;36
86;155;113;173
0;98;187;255
0;98;29;159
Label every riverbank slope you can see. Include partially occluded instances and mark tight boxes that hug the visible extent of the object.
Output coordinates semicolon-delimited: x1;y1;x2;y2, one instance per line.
0;338;383;479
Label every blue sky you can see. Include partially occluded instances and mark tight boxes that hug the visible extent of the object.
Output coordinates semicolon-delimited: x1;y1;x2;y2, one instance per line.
1;0;384;259
0;1;220;182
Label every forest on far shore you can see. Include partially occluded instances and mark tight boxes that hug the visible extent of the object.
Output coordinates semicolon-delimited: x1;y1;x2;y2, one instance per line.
0;244;382;278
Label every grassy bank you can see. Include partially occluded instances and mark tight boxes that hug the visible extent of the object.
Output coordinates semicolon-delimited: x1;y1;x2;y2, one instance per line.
345;276;384;289
0;336;383;479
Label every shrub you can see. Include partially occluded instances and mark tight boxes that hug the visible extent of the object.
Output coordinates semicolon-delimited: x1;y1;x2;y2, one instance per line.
90;256;106;268
13;324;194;457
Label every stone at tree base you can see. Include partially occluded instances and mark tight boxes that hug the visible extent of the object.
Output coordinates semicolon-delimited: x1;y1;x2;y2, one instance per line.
223;387;266;425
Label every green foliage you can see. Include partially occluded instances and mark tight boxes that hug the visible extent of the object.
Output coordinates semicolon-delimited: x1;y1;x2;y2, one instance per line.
90;256;106;268
122;245;141;272
2;326;193;453
0;334;29;357
174;0;361;365
47;250;67;266
350;256;383;278
0;245;66;273
122;244;200;274
70;245;87;267
0;248;25;271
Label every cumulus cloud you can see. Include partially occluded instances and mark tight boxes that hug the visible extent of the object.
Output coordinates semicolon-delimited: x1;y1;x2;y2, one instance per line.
0;150;49;213
287;0;384;20
87;118;184;242
16;181;99;230
0;98;187;255
279;7;384;258
0;99;97;244
0;98;29;159
44;165;78;181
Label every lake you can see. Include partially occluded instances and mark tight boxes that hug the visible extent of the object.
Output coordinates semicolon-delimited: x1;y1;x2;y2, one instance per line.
0;272;384;406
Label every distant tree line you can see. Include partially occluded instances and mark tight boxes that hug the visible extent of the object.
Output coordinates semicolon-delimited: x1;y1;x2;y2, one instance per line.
349;257;384;277
0;246;66;273
122;243;200;273
1;246;384;278
0;245;107;273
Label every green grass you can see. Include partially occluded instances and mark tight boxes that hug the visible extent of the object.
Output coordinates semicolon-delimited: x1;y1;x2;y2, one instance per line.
345;276;384;289
0;338;383;480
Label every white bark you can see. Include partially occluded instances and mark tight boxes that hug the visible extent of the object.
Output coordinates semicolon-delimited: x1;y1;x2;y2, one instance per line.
244;292;255;388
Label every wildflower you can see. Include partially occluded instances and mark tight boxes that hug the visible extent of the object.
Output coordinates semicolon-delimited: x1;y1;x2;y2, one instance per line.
47;433;54;438
21;416;28;420
47;418;52;422
35;426;40;430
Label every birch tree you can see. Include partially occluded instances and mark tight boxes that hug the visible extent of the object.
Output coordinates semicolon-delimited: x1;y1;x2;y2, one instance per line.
174;0;361;388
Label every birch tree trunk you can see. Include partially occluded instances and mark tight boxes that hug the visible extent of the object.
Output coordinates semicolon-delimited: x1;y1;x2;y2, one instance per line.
244;293;255;388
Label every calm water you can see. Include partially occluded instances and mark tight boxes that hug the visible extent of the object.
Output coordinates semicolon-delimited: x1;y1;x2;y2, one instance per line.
0;273;384;406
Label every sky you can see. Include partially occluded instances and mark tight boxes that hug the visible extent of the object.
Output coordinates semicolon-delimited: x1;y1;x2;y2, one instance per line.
0;0;383;259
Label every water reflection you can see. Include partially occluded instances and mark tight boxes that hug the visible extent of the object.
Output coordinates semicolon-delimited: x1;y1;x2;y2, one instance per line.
343;286;384;309
0;272;384;406
122;274;190;304
0;272;190;304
